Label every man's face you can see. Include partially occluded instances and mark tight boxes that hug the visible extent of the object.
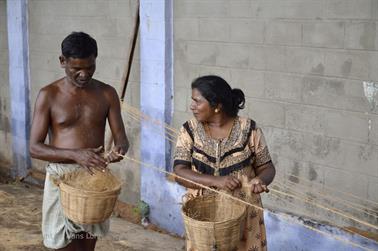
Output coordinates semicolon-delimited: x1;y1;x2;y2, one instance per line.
60;55;96;88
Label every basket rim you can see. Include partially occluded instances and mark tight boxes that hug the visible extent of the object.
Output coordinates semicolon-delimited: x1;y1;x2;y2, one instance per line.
181;194;246;224
59;181;121;195
181;209;245;225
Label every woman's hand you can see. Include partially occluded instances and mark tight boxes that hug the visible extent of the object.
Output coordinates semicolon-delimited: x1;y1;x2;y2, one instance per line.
213;176;241;191
250;177;269;194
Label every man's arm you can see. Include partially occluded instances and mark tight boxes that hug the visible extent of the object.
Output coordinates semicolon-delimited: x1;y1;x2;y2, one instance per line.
29;88;74;162
105;86;129;162
29;88;107;170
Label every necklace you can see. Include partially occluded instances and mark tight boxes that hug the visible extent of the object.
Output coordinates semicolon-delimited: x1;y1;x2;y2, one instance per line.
205;118;236;141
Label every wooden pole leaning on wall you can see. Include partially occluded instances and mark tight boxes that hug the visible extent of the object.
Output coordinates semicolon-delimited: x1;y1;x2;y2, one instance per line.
106;2;140;152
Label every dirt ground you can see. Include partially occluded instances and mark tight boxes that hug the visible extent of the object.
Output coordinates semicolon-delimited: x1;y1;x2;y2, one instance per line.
0;181;185;251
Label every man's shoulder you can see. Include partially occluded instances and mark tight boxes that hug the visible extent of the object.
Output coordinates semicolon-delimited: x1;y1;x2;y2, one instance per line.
92;79;115;92
38;78;64;96
92;79;109;87
91;79;119;101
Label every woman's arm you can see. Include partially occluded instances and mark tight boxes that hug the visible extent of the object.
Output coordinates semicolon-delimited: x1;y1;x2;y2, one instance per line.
249;162;275;194
249;127;276;193
255;161;276;186
174;164;241;191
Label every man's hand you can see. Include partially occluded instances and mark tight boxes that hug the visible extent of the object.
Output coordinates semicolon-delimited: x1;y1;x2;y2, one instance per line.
105;145;128;163
213;176;241;192
250;177;269;194
73;146;107;174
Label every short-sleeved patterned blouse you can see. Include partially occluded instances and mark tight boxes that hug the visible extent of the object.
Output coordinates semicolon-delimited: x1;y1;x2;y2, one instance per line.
174;116;272;251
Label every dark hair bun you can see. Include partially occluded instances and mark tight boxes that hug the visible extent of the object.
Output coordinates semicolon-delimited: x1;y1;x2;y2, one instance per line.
191;75;245;117
232;88;245;110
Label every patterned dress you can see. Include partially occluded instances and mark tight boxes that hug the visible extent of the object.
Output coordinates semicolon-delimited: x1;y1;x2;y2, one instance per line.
174;116;272;251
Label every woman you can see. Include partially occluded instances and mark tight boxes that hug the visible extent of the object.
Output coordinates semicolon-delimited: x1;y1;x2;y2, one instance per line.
174;75;275;251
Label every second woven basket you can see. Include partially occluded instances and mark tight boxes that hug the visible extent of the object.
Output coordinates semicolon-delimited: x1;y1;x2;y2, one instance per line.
182;194;246;251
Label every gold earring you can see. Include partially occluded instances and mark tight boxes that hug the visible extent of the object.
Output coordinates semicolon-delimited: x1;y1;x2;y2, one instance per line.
215;108;219;113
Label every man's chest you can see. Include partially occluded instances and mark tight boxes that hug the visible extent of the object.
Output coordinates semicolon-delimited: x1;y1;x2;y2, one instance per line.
50;95;109;127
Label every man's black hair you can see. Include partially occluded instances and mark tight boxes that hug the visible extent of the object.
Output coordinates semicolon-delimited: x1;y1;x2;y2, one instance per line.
61;31;98;58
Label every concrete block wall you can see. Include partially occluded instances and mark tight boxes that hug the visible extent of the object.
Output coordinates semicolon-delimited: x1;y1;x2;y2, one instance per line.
0;0;12;172
0;0;376;237
27;0;141;204
173;0;378;231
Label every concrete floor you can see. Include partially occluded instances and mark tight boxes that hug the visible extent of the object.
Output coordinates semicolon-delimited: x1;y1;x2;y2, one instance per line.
0;182;185;251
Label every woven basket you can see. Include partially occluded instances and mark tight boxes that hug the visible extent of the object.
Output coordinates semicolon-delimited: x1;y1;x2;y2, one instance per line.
59;178;121;224
182;194;246;251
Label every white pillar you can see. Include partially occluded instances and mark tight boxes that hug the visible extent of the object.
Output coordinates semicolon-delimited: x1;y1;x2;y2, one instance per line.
7;0;31;178
140;0;185;235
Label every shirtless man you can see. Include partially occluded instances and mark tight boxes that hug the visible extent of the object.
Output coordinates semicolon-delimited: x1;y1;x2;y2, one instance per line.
29;32;129;251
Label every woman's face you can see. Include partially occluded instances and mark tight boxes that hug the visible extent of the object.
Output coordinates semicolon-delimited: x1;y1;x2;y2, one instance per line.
190;88;215;122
